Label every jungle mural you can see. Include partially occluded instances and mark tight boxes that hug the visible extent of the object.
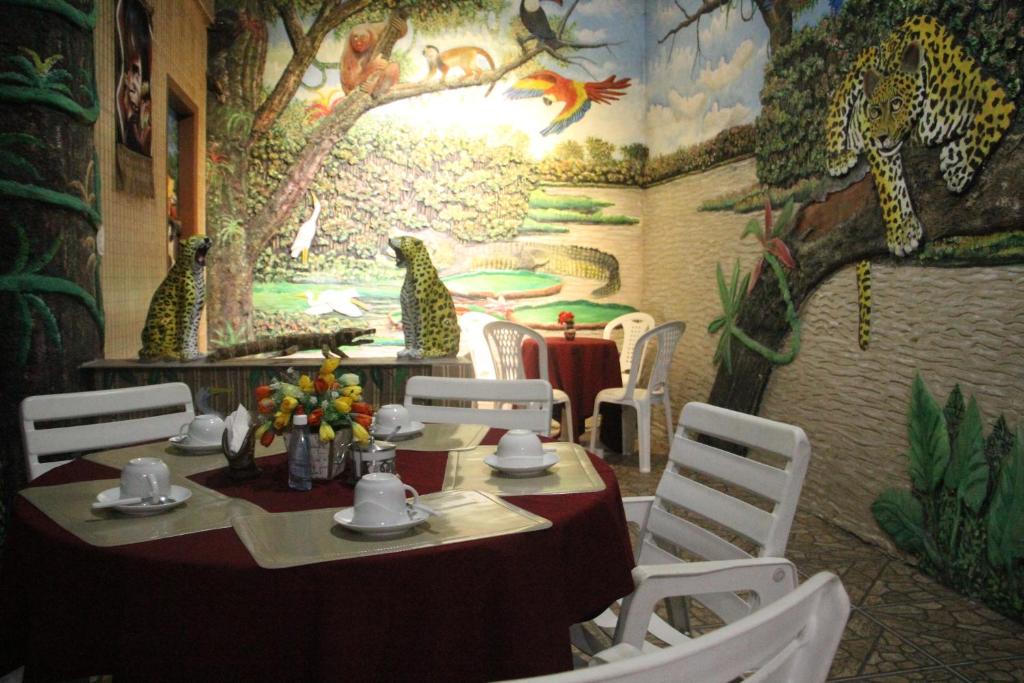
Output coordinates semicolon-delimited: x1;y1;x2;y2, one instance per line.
205;0;646;352
644;0;1022;616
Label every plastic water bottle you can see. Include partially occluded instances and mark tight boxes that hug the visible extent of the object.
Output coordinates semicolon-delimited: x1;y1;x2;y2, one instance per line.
288;413;313;491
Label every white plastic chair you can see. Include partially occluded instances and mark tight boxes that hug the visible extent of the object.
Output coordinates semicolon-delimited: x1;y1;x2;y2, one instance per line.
483;321;574;442
19;382;195;481
577;401;812;654
403;376;553;434
502;565;849;683
589;321;685;473
602;312;655;386
458;311;499;381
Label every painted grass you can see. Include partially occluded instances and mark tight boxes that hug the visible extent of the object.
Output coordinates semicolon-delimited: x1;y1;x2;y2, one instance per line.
518;218;569;234
526;208;639;225
528;191;612;213
512;299;636;326
700;177;828;213
443;270;561;294
253;282;398;314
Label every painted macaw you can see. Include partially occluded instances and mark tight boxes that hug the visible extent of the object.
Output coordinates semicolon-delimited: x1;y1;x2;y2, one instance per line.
505;70;632;136
519;0;563;48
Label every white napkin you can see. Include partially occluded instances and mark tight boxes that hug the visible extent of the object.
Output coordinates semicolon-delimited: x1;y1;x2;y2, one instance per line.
224;404;252;454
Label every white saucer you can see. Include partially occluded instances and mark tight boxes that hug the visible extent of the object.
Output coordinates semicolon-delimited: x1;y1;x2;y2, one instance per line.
483;451;560;477
371;421;425;441
94;485;192;516
333;506;430;538
169;434;223;454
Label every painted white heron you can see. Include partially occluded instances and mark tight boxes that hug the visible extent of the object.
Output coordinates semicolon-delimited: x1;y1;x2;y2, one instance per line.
289;190;321;265
302;288;369;317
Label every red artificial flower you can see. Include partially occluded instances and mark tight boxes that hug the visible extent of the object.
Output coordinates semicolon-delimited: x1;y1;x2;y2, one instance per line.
259;429;276;447
255;385;272;400
308;407;324;427
314;376;329;394
557;310;575;325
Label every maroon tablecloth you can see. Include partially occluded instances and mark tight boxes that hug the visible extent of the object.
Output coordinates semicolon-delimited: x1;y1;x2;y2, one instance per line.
522;337;622;438
0;430;635;682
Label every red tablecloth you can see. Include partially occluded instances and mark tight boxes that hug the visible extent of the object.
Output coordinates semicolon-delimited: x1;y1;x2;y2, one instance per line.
0;430;635;682
522;337;622;438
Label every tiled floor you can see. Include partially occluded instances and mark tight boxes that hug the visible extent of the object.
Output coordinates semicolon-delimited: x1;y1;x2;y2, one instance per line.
600;446;1024;682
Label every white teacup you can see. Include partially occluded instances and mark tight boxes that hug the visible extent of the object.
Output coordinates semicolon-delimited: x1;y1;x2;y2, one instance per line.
178;414;226;446
121;457;171;501
353;472;419;526
496;429;544;462
375;404;410;434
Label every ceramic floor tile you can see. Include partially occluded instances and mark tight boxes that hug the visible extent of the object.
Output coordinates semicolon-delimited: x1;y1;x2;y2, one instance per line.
863;600;1024;666
861;559;969;608
830;667;967;681
828;611;940;679
952;657;1024;682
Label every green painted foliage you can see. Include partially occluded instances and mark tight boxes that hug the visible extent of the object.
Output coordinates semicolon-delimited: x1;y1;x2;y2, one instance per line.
250;116;537;283
872;376;1023;622
645;125;755;186
907;374;951;493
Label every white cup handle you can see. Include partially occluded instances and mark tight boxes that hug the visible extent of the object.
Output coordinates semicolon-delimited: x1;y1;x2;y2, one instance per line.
403;484;419;515
144;473;160;501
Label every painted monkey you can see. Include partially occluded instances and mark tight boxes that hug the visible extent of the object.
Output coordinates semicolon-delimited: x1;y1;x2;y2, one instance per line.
340;17;408;96
422;45;497;96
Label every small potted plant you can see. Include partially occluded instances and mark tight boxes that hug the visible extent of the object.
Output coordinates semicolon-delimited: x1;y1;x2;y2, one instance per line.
558;310;576;341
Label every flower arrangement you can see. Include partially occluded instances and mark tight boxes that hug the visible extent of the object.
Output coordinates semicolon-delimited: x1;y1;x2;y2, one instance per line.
557;310;575;326
253;357;374;447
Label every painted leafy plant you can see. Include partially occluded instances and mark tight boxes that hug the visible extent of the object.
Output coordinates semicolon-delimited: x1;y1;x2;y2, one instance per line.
742;198;796;293
871;373;1023;621
1;223;104;366
708;260;749;374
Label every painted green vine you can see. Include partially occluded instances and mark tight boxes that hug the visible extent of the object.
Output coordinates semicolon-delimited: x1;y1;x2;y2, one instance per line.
1;0;96;31
0;47;98;123
1;223;104;366
709;199;802;372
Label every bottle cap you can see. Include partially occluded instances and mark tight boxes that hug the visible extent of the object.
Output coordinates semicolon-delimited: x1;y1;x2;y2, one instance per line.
293;414;308;426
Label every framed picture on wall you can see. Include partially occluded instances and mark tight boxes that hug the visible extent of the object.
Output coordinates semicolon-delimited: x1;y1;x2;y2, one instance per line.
114;0;154;196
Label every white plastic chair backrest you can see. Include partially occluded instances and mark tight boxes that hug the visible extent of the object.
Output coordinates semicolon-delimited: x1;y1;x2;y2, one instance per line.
20;382;196;481
483;321;548;382
403;376;552;433
501;572;849;683
602;312;655;379
458;312;498;380
639;401;811;623
620;321;685;399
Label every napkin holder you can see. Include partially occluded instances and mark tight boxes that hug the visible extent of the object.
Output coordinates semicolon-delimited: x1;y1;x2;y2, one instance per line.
221;425;261;481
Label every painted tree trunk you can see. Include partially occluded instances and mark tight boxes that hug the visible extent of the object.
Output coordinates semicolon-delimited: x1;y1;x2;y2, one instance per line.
0;0;102;549
707;124;1024;416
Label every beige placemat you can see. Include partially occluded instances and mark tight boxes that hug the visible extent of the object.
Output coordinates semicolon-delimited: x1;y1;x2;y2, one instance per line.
387;423;489;452
85;440;280;477
441;442;605;497
231;489;551;569
19;476;262;547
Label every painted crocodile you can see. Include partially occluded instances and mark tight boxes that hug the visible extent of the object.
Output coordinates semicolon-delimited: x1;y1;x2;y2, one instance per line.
449;241;620;296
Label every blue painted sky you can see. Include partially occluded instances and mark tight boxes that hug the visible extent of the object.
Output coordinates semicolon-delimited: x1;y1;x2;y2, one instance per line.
262;1;833;159
645;0;832;156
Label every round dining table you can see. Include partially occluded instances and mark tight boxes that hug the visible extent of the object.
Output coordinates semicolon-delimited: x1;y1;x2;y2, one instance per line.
521;336;622;439
0;429;635;682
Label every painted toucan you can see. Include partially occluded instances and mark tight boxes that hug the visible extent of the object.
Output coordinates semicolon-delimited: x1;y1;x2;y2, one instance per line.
505;70;632;136
519;0;563;48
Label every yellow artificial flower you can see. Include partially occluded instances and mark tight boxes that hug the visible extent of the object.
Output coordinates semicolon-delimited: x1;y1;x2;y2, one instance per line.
319;423;335;441
352;421;370;444
340;385;362;399
319;358;341;376
298;374;315;394
280;396;298;413
273;412;290;430
333;396;353;413
339;372;360;387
